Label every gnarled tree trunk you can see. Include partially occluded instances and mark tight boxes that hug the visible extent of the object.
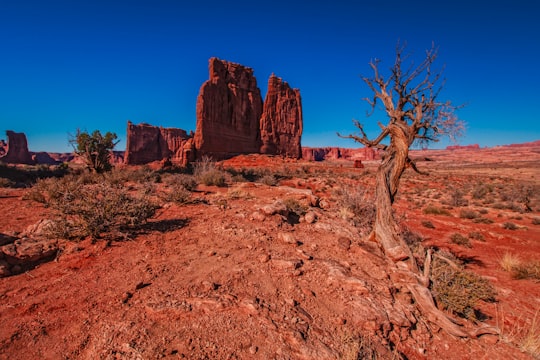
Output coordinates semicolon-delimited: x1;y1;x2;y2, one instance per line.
373;123;414;262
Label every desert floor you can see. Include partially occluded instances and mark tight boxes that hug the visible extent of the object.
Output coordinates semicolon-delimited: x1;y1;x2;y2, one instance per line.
1;145;539;359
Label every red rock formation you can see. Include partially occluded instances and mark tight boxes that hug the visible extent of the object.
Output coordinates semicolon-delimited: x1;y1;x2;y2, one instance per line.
260;74;303;159
194;58;263;159
0;131;34;164
302;147;379;161
124;122;194;166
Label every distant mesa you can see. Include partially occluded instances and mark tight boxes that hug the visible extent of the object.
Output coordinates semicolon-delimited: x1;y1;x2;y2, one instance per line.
446;144;480;151
0;130;34;165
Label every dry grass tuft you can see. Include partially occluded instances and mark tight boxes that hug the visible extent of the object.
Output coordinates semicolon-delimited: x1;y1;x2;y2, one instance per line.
499;252;522;273
499;253;540;280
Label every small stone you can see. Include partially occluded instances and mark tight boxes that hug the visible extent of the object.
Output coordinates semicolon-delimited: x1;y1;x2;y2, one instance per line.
121;292;133;304
258;254;271;263
279;232;297;245
304;211;317;224
337;237;351;250
248;345;258;355
0;260;11;277
250;211;266;221
296;249;313;260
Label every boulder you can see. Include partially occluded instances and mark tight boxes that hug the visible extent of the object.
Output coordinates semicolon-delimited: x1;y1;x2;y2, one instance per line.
0;130;34;164
124;122;195;166
194;58;263;159
260;74;303;159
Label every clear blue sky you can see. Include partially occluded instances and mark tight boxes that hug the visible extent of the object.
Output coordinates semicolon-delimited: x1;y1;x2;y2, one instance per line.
1;0;539;152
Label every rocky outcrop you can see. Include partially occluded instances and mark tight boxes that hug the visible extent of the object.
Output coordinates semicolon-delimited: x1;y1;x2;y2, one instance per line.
194;58;263;159
0;220;58;277
260;74;303;159
302;147;379;161
0;131;34;164
124;122;195;166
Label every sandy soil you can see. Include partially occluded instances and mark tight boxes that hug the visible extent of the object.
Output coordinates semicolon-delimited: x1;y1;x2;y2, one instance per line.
0;145;539;359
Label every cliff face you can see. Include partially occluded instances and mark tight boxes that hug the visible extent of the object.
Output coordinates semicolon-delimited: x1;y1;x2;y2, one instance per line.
122;58;305;166
0;131;34;165
194;58;263;159
259;75;303;159
124;122;194;166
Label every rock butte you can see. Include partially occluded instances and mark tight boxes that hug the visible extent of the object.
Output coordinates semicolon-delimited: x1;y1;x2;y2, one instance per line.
260;74;303;159
0;131;34;165
124;122;195;166
125;57;304;164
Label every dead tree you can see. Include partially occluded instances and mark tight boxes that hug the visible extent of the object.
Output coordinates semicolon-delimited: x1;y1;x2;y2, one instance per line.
340;44;498;338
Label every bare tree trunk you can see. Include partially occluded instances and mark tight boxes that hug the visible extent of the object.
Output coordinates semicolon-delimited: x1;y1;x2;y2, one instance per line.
373;124;414;262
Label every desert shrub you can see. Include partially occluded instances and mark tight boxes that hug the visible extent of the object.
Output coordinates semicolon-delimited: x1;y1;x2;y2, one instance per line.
471;184;493;200
227;188;253;200
106;166;161;185
165;174;198;191
512;261;540;280
258;174;278;186
500;252;522;273
500;253;540;280
334;186;376;234
431;257;496;320
421;220;435;229
340;332;380;360
479;208;489;215
532;217;540;225
42;178;158;240
0;177;14;188
159;174;197;204
449;189;468;207
283;198;307;217
459;209;479;219
450;233;471;247
194;156;227;187
472;217;494;224
402;227;423;249
468;231;485;241
503;222;518;230
518;312;540;358
423;205;451;216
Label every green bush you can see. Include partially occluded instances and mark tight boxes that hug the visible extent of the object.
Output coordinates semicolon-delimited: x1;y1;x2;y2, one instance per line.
71;129;118;173
431;257;496;320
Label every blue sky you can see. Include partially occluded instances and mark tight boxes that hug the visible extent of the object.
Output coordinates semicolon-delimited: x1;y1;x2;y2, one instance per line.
1;0;539;152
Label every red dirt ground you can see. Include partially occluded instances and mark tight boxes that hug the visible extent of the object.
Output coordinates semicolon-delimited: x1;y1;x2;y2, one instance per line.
1;145;539;359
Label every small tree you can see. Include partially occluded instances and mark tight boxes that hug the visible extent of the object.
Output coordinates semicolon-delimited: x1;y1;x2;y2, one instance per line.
340;43;464;261
339;44;498;338
71;129;119;173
